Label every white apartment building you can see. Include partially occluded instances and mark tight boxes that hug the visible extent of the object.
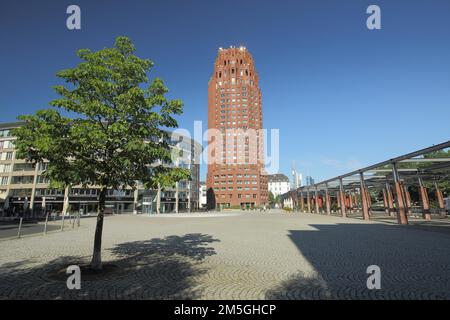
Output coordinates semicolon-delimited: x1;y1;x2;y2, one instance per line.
199;181;207;208
268;174;290;197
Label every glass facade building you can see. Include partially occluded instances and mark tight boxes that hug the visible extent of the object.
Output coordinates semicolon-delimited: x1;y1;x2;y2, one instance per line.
0;122;201;217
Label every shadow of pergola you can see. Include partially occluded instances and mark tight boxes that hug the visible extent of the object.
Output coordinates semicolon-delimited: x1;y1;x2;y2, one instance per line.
266;223;450;299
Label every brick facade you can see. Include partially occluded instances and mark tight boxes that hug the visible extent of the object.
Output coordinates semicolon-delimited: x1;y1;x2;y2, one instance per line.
206;46;268;209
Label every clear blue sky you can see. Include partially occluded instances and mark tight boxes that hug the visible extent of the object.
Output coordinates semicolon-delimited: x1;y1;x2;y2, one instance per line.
1;0;449;182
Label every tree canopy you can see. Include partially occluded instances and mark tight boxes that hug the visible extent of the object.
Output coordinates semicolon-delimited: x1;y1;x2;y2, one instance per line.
13;36;189;191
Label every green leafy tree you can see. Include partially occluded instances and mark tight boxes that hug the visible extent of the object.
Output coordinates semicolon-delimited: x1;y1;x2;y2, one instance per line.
13;36;190;270
275;194;281;205
268;191;275;205
268;191;281;208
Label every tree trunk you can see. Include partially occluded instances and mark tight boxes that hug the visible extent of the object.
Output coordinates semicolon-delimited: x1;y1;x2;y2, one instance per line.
90;186;107;270
156;183;161;214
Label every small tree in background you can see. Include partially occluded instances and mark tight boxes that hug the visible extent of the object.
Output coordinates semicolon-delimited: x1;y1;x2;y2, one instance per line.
13;36;189;270
269;191;281;208
269;191;275;206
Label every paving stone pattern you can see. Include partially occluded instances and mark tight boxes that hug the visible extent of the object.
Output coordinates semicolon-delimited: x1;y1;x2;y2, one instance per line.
0;211;449;299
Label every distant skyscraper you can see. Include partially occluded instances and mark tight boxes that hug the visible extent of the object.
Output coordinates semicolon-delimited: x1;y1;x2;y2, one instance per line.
206;46;268;209
305;176;315;186
291;162;302;190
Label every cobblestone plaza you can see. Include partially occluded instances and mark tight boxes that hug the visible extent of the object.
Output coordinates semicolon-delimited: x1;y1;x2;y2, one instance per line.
1;211;449;299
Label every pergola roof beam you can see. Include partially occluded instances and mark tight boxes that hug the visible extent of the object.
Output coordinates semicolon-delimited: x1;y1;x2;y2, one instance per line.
295;140;450;192
400;158;450;163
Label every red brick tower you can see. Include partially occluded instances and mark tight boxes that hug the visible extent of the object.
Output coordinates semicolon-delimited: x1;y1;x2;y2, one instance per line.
206;46;268;209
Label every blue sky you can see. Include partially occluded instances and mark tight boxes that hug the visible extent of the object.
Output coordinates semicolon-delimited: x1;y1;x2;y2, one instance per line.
1;0;449;182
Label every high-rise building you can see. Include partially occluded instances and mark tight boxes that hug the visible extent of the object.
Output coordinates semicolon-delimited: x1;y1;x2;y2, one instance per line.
305;176;315;186
206;46;268;209
291;162;303;190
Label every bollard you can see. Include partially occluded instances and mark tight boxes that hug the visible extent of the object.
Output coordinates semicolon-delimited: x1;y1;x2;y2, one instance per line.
43;213;49;235
17;217;23;238
77;212;80;228
72;215;75;228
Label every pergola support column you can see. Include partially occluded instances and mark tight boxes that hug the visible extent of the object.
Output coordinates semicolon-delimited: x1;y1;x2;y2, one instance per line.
300;191;305;213
306;189;311;213
349;191;354;214
318;192;324;213
315;187;320;214
365;188;372;213
355;190;360;213
293;192;298;211
382;188;389;215
393;163;408;225
386;183;395;217
336;191;340;214
435;182;446;218
404;184;412;215
325;183;331;215
360;172;370;220
339;178;346;218
419;176;431;220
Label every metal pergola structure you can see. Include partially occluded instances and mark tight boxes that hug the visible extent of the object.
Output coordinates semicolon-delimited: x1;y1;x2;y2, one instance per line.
281;140;450;224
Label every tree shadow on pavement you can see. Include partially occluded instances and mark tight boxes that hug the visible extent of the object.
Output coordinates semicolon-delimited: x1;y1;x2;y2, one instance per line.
0;233;220;300
266;223;450;300
109;233;219;262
